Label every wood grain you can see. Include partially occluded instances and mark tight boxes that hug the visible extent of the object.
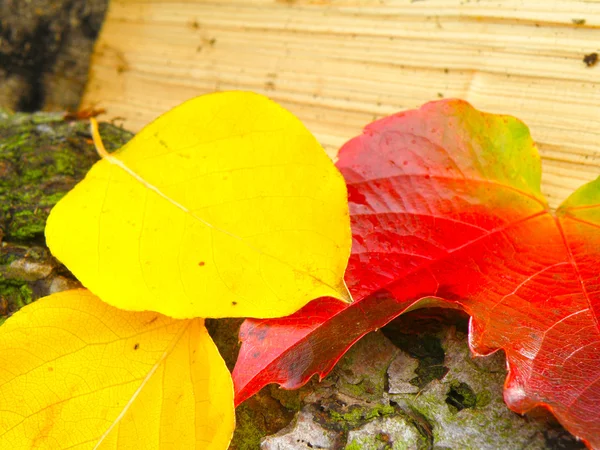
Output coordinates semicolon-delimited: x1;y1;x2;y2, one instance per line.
83;0;600;208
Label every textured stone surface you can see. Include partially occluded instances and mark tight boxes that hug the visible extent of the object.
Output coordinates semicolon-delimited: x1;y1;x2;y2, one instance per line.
262;407;339;450
388;327;550;449
387;352;420;395
255;310;585;449
345;416;424;450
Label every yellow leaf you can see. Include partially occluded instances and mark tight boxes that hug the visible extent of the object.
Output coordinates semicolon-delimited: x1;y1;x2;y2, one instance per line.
0;289;234;449
45;91;351;319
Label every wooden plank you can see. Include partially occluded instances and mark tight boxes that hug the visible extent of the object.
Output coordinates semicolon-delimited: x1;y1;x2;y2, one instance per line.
83;0;600;208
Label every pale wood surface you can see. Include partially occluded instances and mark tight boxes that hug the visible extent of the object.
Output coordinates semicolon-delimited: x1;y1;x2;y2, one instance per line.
83;0;600;208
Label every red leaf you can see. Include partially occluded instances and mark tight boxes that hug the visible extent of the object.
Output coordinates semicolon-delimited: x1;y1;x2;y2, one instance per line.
232;99;600;448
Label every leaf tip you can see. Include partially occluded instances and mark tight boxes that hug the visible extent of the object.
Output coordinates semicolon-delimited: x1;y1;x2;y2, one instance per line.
337;279;353;304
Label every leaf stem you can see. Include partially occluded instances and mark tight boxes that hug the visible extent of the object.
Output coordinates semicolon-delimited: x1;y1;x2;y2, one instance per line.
90;118;110;158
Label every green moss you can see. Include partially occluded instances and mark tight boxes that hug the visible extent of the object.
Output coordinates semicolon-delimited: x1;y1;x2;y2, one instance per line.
0;252;18;265
345;427;418;450
476;389;492;408
230;403;267;450
0;276;33;311
42;192;67;205
365;404;395;421
0;111;133;321
445;381;477;412
0;109;133;243
339;376;382;400
330;406;363;426
329;403;396;431
333;332;397;401
17;284;33;308
229;390;296;450
345;440;364;450
268;385;304;412
8;211;46;241
52;150;78;176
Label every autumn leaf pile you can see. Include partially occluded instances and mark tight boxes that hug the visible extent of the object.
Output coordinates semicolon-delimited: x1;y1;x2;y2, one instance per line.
1;92;599;449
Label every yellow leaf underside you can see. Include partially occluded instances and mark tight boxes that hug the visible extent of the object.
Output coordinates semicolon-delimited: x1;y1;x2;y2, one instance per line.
45;91;351;319
0;290;234;450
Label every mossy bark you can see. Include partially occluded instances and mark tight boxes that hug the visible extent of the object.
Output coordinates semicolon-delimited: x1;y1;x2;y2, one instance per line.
0;109;132;319
0;109;130;243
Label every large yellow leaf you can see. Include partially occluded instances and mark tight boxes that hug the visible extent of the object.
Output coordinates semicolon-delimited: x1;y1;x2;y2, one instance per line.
0;289;234;449
45;91;351;319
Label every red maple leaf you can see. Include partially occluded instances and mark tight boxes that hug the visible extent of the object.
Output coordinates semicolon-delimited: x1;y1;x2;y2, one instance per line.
232;99;600;448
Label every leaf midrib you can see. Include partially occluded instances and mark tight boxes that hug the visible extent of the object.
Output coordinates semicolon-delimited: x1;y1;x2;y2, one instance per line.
93;321;191;449
99;151;350;301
